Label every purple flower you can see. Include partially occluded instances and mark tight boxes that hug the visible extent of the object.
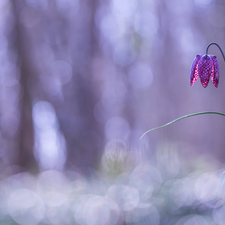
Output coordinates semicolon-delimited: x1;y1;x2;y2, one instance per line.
190;54;219;88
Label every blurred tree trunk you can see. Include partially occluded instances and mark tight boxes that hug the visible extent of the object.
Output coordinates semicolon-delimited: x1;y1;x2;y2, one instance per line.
64;0;104;171
12;1;39;173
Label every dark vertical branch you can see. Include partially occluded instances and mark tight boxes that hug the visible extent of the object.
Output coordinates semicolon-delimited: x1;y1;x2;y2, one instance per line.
65;0;104;171
12;0;39;173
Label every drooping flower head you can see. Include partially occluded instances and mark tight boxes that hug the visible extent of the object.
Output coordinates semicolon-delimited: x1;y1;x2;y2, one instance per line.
190;54;219;88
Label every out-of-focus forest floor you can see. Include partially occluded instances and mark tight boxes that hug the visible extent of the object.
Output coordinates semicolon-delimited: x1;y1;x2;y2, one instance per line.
1;144;225;225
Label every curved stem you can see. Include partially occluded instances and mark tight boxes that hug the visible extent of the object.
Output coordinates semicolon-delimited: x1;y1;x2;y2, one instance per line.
140;111;225;139
206;42;225;61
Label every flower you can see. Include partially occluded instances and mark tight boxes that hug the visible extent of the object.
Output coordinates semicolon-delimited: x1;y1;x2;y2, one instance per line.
190;54;219;88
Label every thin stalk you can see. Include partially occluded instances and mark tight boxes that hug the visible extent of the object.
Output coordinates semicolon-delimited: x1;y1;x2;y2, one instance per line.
140;111;225;139
206;42;225;61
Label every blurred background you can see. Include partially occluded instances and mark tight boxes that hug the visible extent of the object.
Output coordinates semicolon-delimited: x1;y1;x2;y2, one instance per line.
1;0;225;224
1;0;224;172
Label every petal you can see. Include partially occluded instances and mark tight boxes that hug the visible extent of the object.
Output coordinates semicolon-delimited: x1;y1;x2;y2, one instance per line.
210;55;219;88
198;54;212;88
190;55;201;86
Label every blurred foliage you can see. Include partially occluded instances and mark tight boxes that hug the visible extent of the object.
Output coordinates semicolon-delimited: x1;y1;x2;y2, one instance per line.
104;149;128;177
0;146;224;224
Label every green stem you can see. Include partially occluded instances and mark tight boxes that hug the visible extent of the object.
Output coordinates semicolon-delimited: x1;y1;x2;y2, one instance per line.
140;111;225;139
206;42;225;61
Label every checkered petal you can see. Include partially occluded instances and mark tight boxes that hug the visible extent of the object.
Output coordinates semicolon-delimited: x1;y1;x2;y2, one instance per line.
190;55;201;86
211;55;219;88
198;55;212;88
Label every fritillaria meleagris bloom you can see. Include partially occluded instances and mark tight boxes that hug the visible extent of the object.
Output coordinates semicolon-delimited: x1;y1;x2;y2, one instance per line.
190;54;219;88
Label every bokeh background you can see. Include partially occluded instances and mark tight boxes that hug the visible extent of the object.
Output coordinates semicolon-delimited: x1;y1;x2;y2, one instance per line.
1;0;225;224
